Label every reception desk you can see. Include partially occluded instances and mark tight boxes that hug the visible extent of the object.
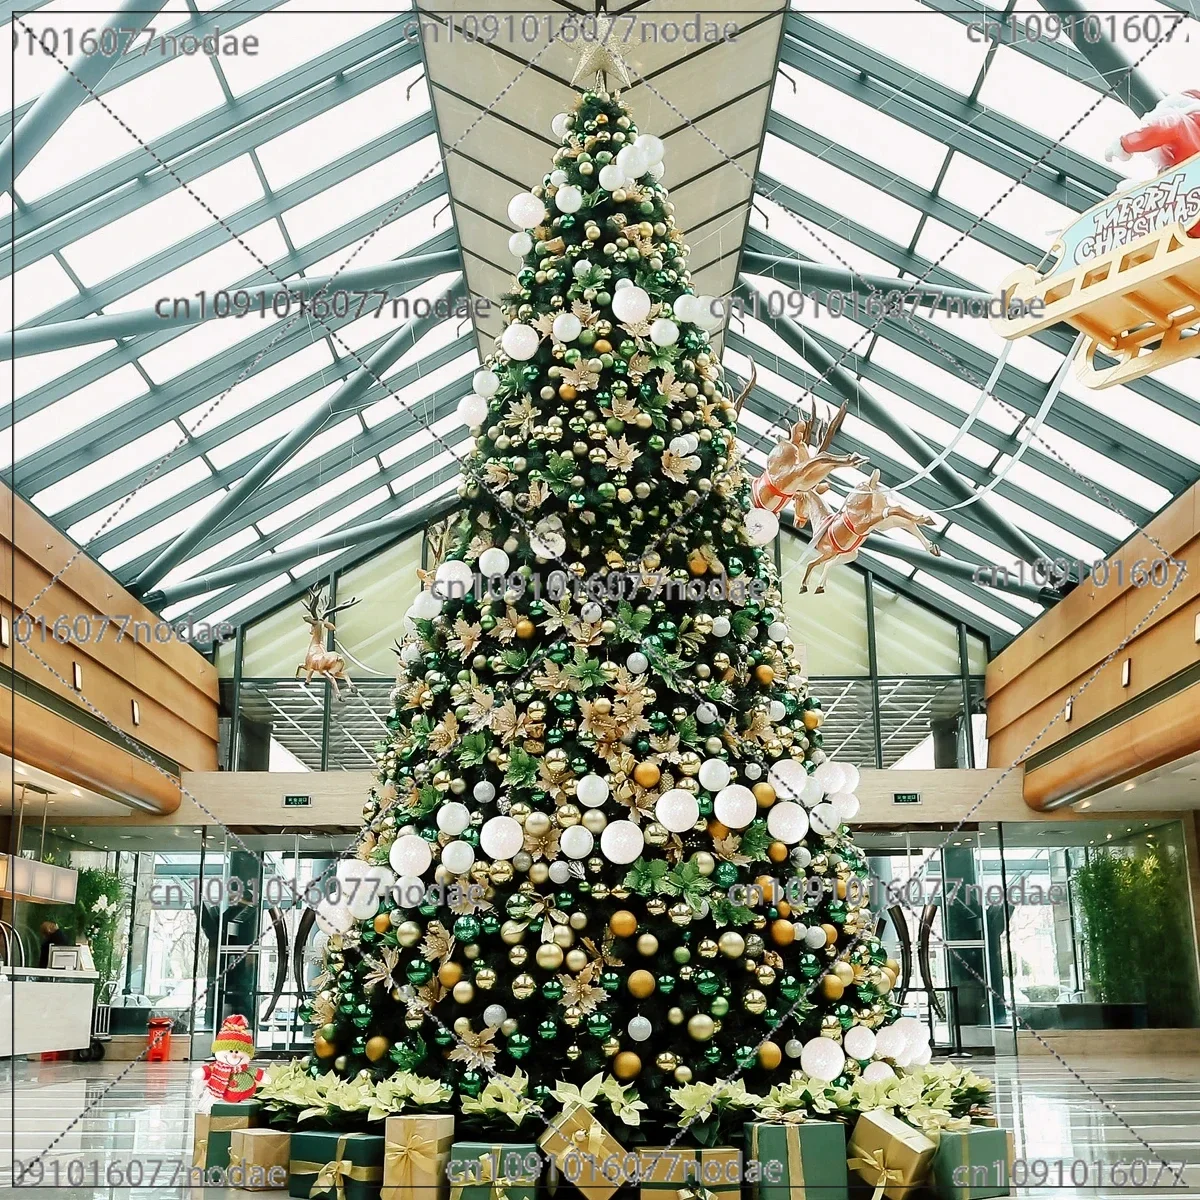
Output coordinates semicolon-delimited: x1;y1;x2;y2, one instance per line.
0;968;98;1056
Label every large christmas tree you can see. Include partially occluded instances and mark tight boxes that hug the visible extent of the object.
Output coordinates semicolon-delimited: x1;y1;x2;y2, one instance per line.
305;82;924;1126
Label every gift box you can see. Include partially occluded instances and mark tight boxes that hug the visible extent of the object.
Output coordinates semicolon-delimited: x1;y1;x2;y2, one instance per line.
746;1119;849;1200
383;1113;455;1199
538;1103;627;1200
290;1131;385;1200
637;1146;742;1197
931;1127;1013;1200
448;1142;540;1200
194;1101;265;1172
229;1128;292;1191
847;1111;936;1200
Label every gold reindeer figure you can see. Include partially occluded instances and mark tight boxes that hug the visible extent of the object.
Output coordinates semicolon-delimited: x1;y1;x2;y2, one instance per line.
795;470;938;594
752;399;868;523
297;586;362;700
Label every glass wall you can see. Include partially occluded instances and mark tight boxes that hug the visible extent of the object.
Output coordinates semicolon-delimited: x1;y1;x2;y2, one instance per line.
215;523;991;771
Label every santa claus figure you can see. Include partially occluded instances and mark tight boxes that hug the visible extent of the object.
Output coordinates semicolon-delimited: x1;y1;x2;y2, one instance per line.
1105;91;1200;171
192;1014;263;1113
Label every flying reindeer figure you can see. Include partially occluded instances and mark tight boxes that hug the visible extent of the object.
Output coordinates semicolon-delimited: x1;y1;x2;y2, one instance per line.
794;470;938;594
752;399;868;523
297;587;362;700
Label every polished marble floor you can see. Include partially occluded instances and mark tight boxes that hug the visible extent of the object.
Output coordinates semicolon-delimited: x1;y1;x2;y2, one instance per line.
0;1055;1197;1196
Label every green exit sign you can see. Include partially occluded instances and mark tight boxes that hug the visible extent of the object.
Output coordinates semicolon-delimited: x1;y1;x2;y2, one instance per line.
283;794;312;808
893;792;922;805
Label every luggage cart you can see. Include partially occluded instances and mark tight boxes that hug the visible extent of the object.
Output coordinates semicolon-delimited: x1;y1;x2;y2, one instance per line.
74;979;115;1062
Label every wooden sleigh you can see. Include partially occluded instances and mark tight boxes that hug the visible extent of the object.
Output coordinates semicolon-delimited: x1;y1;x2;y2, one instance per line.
990;153;1200;388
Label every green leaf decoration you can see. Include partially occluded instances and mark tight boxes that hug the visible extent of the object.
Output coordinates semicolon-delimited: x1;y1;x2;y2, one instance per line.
730;610;756;639
457;731;489;768
565;649;607;691
738;820;772;860
624;858;669;896
505;747;538;788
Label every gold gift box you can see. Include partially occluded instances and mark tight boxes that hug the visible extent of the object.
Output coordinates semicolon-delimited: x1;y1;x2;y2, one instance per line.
383;1113;455;1200
847;1111;936;1200
228;1128;291;1191
538;1103;627;1200
637;1145;742;1197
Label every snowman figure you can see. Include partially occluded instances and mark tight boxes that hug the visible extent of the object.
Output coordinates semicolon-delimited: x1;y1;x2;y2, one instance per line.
192;1014;263;1113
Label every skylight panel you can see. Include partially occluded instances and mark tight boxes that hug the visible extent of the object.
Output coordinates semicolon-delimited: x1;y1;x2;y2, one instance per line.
159;526;264;588
17;53;226;202
205;387;335;471
910;572;1025;631
912;218;1024;293
279;413;361;478
1063;380;1200;465
5;256;78;327
200;574;296;627
218;10;397;98
379;425;436;468
255;65;428;190
95;490;228;574
772;74;946;191
937;153;1074;245
839;411;923;474
11;342;110;401
64;457;213;546
1031;424;1171;514
760;136;923;248
992;331;1063;384
275;485;392;548
60;158;265;288
361;353;476;430
260;464;383;536
300;214;451;290
985;491;1103;560
1004;459;1134;542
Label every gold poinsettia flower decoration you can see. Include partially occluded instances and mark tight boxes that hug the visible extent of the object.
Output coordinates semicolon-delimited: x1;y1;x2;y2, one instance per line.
568;618;605;649
557;964;606;1014
657;367;687;405
467;533;495;561
490;699;529;745
648;731;686;763
465;687;495;730
448;1027;499;1072
310;992;336;1027
539;595;575;637
578;698;620;743
428;712;459;754
607;392;641;421
526;478;550;510
361;947;401;993
582;931;624;970
505;397;538;438
626;353;653;383
572;300;600;327
420;921;456;965
661;449;693;485
533;312;558;339
403;680;434;710
742;708;774;745
605;435;640;472
448;885;492;916
524;824;561;862
484;461;516;488
538;759;574;803
560;363;601;392
713;832;752;866
531;660;571;696
491;606;522;643
448;618;482;658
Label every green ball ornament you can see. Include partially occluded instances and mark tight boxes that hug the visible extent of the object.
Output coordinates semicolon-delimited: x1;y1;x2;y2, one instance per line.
406;960;434;985
657;974;677;995
673;947;691;965
507;1033;532;1060
453;916;482;943
600;971;621;993
542;979;565;1002
459;1070;486;1096
835;1004;855;1029
434;1027;456;1047
586;1013;612;1038
704;1044;722;1066
714;863;739;889
597;483;617;502
799;954;822;979
735;1045;758;1069
648;434;666;452
711;996;730;1017
779;975;803;1001
537;1019;558;1041
695;969;720;996
318;1023;338;1043
480;914;502;936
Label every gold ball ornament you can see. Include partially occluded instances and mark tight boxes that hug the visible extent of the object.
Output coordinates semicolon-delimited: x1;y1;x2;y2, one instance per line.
770;920;796;947
395;921;422;947
692;851;716;876
674;1065;693;1083
820;975;845;1000
755;664;775;685
718;931;746;958
698;939;719;958
758;1042;783;1071
833;962;855;985
628;970;656;998
515;618;535;639
475;967;497;990
613;1052;642;1080
490;860;514;884
536;943;565;970
609;910;638;938
655;1052;678;1072
688;1013;716;1041
566;949;590;973
668;1007;685;1025
633;762;661;788
525;811;552;837
372;913;391;935
803;710;823;730
637;933;659;957
743;989;768;1015
508;945;528;966
753;782;777;807
438;962;463;987
512;974;536;1000
313;1034;336;1058
452;981;475;1004
767;841;789;864
501;920;526;945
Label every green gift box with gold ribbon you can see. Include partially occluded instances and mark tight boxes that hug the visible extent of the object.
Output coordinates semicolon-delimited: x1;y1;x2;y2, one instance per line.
383;1114;455;1200
931;1127;1013;1200
289;1131;385;1200
746;1119;849;1200
637;1146;742;1198
447;1142;540;1200
194;1101;265;1173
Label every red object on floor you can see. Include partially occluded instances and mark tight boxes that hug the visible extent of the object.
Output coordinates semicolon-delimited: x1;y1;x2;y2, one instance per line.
146;1016;173;1062
39;1051;68;1061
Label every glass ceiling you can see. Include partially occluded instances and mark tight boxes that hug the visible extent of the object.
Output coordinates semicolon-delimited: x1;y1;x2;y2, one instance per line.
5;0;1200;649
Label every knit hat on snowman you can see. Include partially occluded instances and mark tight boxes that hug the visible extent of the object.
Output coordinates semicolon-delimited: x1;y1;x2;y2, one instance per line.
212;1013;255;1056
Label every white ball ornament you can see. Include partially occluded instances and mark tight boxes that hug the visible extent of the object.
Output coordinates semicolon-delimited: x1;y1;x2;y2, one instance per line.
434;559;474;600
843;1026;877;1061
800;1038;845;1083
655;789;699;834
600;820;645;865
599;164;626;191
315;900;355;936
862;1061;897;1082
573;258;594;278
698;758;731;792
830;792;860;822
502;322;539;361
785;1039;804;1059
400;642;420;665
616;146;647;178
549;861;572;885
555;185;582;214
673;294;699;323
894;1044;917;1069
744;508;780;546
800;774;825;808
696;702;719;725
769;701;787;724
389;834;432;878
508;231;533;257
804;925;828;949
552;312;582;342
840;764;861;792
437;802;471;836
549;169;569;187
766;802;809;845
813;761;845;794
768;758;808;803
551;112;570;139
392;876;425;908
648;161;665;182
484;1004;509;1028
560;825;595;859
458;393;489;428
810;802;840;837
894;1017;927;1048
634;134;664;164
768;621;789;642
712;615;731;637
576;774;610;808
611;286;651;324
480;816;524;861
478;547;510;577
614;278;633;291
347;868;390;920
714;785;757;830
791;846;812;869
873;1026;908;1060
626;651;649;674
628;1016;653;1042
695;296;723;332
474;781;496;803
442;840;475;876
580;601;603;623
507;192;546;228
649;318;679;347
473;368;500;396
410;589;443;621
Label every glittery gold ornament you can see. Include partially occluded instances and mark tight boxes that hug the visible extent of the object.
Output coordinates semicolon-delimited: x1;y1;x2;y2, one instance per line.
439;962;463;987
758;1042;782;1070
452;981;475;1004
395;921;422;948
628;970;656;998
556;804;582;828
614;1052;642;1079
718;931;746;958
565;949;589;973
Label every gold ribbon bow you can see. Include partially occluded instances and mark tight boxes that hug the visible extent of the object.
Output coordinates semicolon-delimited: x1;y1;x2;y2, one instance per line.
384;1134;437;1187
848;1148;905;1200
193;1133;209;1170
676;1187;718;1200
449;1151;515;1200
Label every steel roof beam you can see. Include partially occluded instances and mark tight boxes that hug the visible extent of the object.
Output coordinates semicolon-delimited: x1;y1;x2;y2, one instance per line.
0;0;169;193
130;276;464;594
1035;0;1162;116
6;249;462;358
14;26;421;239
740;277;1049;565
